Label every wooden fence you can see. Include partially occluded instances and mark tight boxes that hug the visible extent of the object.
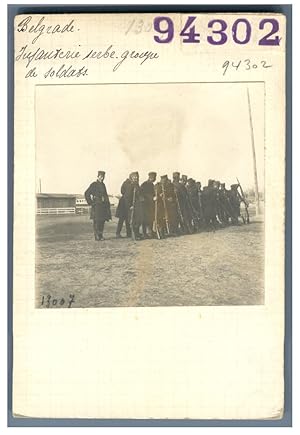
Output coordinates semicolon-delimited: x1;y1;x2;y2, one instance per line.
36;207;76;215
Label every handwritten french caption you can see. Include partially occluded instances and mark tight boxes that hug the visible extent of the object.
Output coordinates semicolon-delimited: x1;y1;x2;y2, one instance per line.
16;16;159;78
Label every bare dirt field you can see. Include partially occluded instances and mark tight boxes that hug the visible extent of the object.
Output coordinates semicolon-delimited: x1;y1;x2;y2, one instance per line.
36;212;264;308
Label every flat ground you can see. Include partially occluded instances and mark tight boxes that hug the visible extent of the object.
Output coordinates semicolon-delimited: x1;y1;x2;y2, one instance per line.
36;211;264;308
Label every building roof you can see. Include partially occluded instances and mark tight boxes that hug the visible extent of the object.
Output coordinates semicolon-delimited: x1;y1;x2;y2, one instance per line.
36;193;77;198
36;193;115;198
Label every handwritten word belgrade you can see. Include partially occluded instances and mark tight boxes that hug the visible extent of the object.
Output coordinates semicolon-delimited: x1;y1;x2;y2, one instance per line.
16;16;75;44
15;44;159;72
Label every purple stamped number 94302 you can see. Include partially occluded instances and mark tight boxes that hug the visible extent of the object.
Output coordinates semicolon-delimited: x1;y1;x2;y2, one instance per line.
153;16;280;46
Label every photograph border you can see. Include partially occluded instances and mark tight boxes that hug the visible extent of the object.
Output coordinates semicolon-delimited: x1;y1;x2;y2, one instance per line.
7;3;292;427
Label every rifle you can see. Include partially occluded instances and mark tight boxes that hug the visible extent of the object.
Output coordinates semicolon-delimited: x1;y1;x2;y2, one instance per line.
174;187;185;229
161;182;170;235
186;189;199;230
153;184;161;240
129;185;137;241
197;188;203;220
236;177;250;224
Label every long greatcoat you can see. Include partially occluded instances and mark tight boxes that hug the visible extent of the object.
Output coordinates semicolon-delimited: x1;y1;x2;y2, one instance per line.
156;181;179;231
140;180;155;226
115;178;130;219
84;180;112;222
123;181;144;226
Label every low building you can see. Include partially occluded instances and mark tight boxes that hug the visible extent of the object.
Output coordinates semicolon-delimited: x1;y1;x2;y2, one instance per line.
75;194;90;214
36;193;76;215
36;193;117;215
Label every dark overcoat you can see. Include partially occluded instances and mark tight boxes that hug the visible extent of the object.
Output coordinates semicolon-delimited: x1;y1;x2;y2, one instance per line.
140;180;155;225
84;181;112;222
156;181;179;229
115;179;131;219
173;181;193;222
123;181;144;226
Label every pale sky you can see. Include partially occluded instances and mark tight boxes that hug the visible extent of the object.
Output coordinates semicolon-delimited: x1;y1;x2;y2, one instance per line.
36;82;264;196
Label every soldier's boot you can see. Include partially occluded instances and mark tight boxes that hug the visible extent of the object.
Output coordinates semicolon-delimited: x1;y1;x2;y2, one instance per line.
142;224;149;238
93;223;99;241
116;219;123;238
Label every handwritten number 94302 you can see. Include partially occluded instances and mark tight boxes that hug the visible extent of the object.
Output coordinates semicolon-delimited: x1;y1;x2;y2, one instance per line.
153;16;280;45
222;59;272;76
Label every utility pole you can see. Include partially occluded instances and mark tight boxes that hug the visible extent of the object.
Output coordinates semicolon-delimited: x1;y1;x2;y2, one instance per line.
247;87;261;215
39;178;42;193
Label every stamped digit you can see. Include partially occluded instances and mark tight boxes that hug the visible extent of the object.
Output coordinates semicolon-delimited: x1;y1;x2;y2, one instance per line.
180;16;200;43
207;19;228;45
258;19;280;46
153;17;174;43
232;19;252;44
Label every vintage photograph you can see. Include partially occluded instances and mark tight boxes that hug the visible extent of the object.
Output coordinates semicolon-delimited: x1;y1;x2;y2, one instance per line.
35;82;265;308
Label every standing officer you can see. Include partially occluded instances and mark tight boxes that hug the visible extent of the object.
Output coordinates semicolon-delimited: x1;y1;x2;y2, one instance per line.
140;172;157;238
84;170;112;241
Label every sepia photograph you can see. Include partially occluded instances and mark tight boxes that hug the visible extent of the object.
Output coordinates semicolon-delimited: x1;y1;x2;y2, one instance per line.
12;10;287;421
35;81;265;308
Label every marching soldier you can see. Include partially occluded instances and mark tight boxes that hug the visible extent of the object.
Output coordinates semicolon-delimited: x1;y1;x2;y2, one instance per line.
213;180;223;226
155;175;179;238
202;179;217;230
84;170;112;241
218;182;232;225
195;181;205;227
181;174;188;186
115;177;131;238
186;178;201;231
140;172;157;238
228;184;243;225
123;172;144;240
173;172;193;234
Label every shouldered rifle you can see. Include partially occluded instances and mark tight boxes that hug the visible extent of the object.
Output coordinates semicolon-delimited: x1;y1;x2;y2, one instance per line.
153;184;161;240
186;190;199;226
174;187;184;228
197;189;203;216
161;183;170;235
236;177;250;224
129;185;137;241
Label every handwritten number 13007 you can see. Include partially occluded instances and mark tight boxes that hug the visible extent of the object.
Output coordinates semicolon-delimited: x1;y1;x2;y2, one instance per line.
153;16;280;46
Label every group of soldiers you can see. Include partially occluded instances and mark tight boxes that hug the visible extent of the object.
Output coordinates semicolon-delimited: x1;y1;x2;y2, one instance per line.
85;170;249;241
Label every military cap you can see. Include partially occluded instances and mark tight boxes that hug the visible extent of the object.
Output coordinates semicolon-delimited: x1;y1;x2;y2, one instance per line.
173;171;180;178
161;175;168;180
187;178;195;183
231;184;239;189
130;171;139;177
208;179;214;186
182;175;188;180
148;172;157;177
220;183;226;188
97;170;105;177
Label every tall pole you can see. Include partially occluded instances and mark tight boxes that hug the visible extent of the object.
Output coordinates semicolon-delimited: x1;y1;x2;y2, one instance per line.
39;178;42;193
247;88;261;215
